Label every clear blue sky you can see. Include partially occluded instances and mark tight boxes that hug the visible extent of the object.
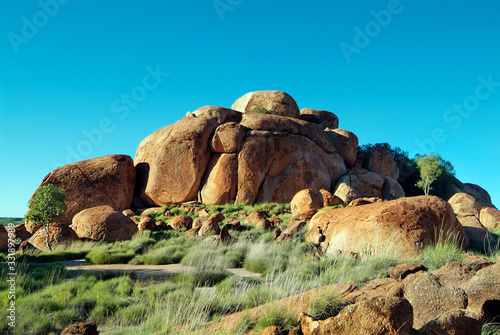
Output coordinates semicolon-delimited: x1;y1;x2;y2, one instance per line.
1;0;499;217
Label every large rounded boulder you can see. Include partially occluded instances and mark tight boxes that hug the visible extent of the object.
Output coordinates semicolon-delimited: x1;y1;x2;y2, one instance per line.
28;155;136;225
299;108;339;129
231;90;300;118
71;205;138;242
325;128;358;168
307;195;468;259
363;147;399;180
134;117;219;206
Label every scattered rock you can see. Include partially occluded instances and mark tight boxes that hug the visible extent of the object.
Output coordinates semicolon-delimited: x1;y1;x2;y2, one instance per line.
192;216;208;229
71;205;138;242
122;209;136;217
333;182;361;204
462;253;494;271
388;263;426;281
199;216;221;236
225;219;241;231
404;272;468;329
155;220;168;231
418;309;482;335
167;215;193;230
313;297;413;335
432;261;476;287
319;189;343;207
291;188;324;219
138;216;156;231
245;211;272;230
61;322;99;335
343;278;402;303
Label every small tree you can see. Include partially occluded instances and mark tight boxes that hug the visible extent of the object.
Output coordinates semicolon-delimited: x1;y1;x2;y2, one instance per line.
25;184;66;252
415;154;443;196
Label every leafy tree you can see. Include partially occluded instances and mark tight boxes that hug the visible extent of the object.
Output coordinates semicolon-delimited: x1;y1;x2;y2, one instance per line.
25;184;66;252
415;154;443;196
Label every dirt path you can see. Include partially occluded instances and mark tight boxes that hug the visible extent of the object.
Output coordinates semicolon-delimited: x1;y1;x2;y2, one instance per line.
62;260;261;280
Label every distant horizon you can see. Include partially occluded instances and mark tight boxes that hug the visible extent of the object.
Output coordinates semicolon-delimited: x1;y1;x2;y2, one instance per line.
1;1;499;216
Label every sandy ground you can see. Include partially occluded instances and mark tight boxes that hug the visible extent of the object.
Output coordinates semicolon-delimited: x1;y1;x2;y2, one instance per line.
62;260;261;280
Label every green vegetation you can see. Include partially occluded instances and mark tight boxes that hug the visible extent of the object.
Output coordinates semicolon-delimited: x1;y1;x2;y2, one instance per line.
1;201;499;334
0;218;23;226
25;184;66;252
415;154;444;196
249;106;270;114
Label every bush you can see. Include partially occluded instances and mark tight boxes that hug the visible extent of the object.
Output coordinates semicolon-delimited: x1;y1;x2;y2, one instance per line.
422;242;463;271
307;291;348;320
254;304;299;332
141;245;186;265
85;248;135;264
249;106;270;114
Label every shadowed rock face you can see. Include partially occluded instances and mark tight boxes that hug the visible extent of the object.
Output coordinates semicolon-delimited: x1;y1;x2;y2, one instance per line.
307;195;469;259
28;154;135;226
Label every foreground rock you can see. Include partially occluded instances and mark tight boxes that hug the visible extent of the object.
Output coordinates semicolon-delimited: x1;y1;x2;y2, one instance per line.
71;205;138;242
307;196;468;259
290;189;324;219
27;224;79;251
61;322;99;335
29;154;135;226
313;297;413;335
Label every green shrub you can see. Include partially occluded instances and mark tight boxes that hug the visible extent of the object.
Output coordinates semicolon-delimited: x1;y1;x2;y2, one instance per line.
85;248;135;264
249;106;270;114
254;304;299;332
422;242;463;271
174;265;230;287
141;245;186;265
307;291;348;320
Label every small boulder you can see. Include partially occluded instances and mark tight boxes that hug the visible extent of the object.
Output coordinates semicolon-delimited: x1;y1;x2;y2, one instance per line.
462;253;495;271
72;205;138;242
363;147;399;180
333;182;361;204
448;193;483;217
290;189;324;219
192;216;208;229
199;215;221;237
122;209;136;217
27;224;79;251
138;216;156;231
418;310;483;335
210;122;246;153
61;322;99;335
155;220;168;231
245;210;272;230
432;261;476;287
387;263;426;281
167;215;193;230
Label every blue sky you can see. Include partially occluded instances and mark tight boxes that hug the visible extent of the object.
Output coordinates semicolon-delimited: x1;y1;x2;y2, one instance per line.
1;0;499;217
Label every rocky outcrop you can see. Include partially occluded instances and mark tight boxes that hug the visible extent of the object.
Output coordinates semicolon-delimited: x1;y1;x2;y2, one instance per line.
71;205;138;242
29;154;135;225
232;90;300;118
333;169;404;201
306;196;468;259
135;117;218;206
28;223;79;251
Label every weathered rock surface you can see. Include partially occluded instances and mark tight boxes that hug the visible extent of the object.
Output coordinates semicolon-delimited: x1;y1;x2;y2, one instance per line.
191;105;242;124
290;189;324;219
28;223;80;251
343;278;402;303
245;210;272;230
232;90;300;118
404;272;468;329
299;108;339;129
363;147;399;180
134;117;218;206
418;310;483;335
448;192;483;217
61;322;99;335
432;261;476;287
138;216;156;231
0;225;8;251
456;215;495;245
29;154;135;225
167;215;193;230
71;205;138;242
480;206;500;229
333;182;360;204
319;189;343;207
307;196;468;259
382;176;405;200
388;263;426;281
200;154;238;205
334;169;403;201
463;183;495;208
325;129;358;168
313;297;413;335
210;122;246;153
